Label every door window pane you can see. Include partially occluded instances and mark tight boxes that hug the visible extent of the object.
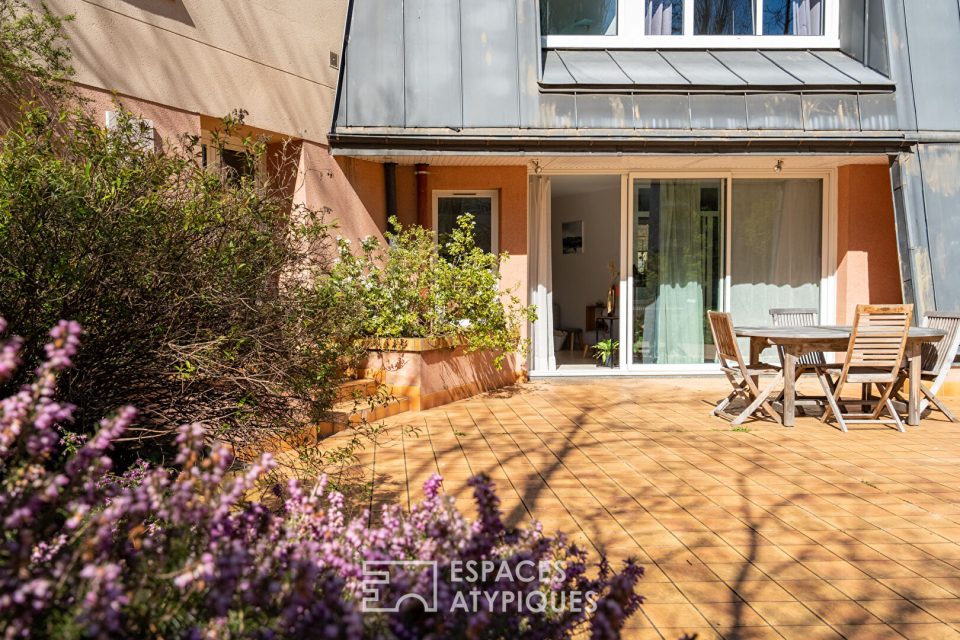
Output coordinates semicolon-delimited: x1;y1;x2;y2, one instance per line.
540;0;618;35
645;0;683;35
694;0;755;34
632;179;724;365
437;196;494;254
730;180;822;357
763;0;824;35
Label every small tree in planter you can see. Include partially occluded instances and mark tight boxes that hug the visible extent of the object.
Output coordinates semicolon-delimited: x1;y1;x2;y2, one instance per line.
326;215;535;370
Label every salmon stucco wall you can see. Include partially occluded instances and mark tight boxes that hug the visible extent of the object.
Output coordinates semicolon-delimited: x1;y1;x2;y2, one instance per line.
836;164;903;323
427;165;531;364
76;85;200;154
426;165;529;298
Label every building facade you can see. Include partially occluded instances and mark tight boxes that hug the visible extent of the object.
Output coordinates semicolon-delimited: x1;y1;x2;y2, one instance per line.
42;0;960;378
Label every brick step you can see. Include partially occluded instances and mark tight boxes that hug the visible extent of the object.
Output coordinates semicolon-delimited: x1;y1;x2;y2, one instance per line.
334;377;379;403
318;394;411;437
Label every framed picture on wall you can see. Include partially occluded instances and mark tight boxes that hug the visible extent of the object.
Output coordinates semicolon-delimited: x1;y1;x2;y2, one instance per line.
561;220;584;254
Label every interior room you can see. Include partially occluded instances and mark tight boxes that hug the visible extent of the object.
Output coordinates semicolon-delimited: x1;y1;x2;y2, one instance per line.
550;175;622;370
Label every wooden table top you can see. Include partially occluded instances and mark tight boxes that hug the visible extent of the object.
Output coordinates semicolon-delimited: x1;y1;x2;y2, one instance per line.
734;325;945;343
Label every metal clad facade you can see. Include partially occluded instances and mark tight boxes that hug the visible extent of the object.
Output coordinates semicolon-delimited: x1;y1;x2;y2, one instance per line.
660;51;743;85
918;144;960;312
461;0;521;127
711;50;799;85
902;1;960;131
403;0;462;128
635;95;691;129
558;51;631;85
802;94;861;130
763;51;853;85
610;51;687;85
746;94;803;130
689;95;748;130
576;94;635;128
344;0;404;126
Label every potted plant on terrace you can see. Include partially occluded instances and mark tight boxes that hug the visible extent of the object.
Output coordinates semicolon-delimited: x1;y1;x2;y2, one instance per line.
593;338;619;368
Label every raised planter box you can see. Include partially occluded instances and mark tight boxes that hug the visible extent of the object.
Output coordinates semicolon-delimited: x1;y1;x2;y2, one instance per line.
361;337;523;411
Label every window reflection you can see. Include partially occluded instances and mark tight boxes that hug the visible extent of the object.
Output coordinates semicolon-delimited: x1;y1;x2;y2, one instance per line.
694;0;755;35
645;0;683;35
540;0;618;36
763;0;823;35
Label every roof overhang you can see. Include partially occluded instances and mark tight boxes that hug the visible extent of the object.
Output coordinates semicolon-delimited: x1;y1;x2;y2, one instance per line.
330;130;911;157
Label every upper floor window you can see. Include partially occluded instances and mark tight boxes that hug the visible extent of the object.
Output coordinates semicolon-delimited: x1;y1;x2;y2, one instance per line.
541;0;837;48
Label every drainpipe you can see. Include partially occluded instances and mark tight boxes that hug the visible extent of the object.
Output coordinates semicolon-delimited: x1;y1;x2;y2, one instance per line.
415;163;430;229
383;162;397;225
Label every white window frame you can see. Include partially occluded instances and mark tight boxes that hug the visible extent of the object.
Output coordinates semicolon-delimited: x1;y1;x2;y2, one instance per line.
432;190;500;255
541;0;840;49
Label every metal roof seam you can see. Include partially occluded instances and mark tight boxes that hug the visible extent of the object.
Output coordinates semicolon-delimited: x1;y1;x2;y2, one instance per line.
810;49;864;85
756;50;805;85
707;49;750;85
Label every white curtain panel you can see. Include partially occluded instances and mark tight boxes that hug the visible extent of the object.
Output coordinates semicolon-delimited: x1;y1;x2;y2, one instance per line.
792;0;822;35
653;181;706;364
730;179;822;358
528;176;557;372
646;0;674;35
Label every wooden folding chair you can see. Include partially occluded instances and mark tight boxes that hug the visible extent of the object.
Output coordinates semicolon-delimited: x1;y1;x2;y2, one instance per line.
769;308;826;372
707;311;783;425
812;304;913;433
769;307;833;407
892;312;960;422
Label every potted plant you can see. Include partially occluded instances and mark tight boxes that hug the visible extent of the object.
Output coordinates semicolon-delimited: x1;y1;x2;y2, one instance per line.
593;338;619;368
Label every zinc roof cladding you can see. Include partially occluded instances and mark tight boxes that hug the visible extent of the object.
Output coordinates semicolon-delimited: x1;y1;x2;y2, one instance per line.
542;48;893;90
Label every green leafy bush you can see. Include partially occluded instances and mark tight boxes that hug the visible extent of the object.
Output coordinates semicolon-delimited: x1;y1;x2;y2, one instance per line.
327;215;535;368
0;0;73;104
0;105;364;453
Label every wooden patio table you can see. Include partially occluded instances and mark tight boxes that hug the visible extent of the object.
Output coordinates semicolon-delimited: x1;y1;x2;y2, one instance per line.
734;325;946;428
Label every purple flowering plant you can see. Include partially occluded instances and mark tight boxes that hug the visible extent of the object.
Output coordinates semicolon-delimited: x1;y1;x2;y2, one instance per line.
0;318;646;639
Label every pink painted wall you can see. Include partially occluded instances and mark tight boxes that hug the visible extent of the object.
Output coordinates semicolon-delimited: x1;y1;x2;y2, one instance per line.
76;84;200;154
836;164;903;323
427;166;531;368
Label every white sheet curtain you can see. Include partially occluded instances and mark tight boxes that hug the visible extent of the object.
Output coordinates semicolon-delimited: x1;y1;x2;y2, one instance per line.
730;180;822;355
645;0;675;35
529;176;556;372
653;181;706;364
791;0;822;36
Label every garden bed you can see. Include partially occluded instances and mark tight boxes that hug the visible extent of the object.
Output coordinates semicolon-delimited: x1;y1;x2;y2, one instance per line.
361;338;523;411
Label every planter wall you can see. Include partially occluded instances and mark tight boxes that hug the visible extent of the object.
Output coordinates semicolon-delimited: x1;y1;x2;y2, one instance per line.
361;338;523;411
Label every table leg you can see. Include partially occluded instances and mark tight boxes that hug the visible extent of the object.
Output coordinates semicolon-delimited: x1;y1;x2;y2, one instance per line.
783;352;796;428
908;344;921;426
749;337;763;365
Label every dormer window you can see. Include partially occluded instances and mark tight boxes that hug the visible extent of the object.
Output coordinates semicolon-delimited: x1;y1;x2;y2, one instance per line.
541;0;837;48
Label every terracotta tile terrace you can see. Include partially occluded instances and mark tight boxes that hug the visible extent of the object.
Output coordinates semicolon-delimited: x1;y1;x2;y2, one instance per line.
329;377;960;640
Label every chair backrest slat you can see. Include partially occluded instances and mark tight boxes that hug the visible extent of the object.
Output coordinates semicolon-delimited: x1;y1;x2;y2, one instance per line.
922;312;960;374
841;304;912;383
708;311;747;375
770;308;824;366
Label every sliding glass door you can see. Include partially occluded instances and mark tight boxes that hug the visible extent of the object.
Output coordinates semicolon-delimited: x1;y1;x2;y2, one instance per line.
630;178;724;366
625;174;824;371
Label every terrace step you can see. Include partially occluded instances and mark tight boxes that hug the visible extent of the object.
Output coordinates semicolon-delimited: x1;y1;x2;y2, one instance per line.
318;393;411;438
334;377;379;403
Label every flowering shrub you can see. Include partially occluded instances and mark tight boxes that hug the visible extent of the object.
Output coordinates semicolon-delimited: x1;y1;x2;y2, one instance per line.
327;216;535;368
0;318;644;638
